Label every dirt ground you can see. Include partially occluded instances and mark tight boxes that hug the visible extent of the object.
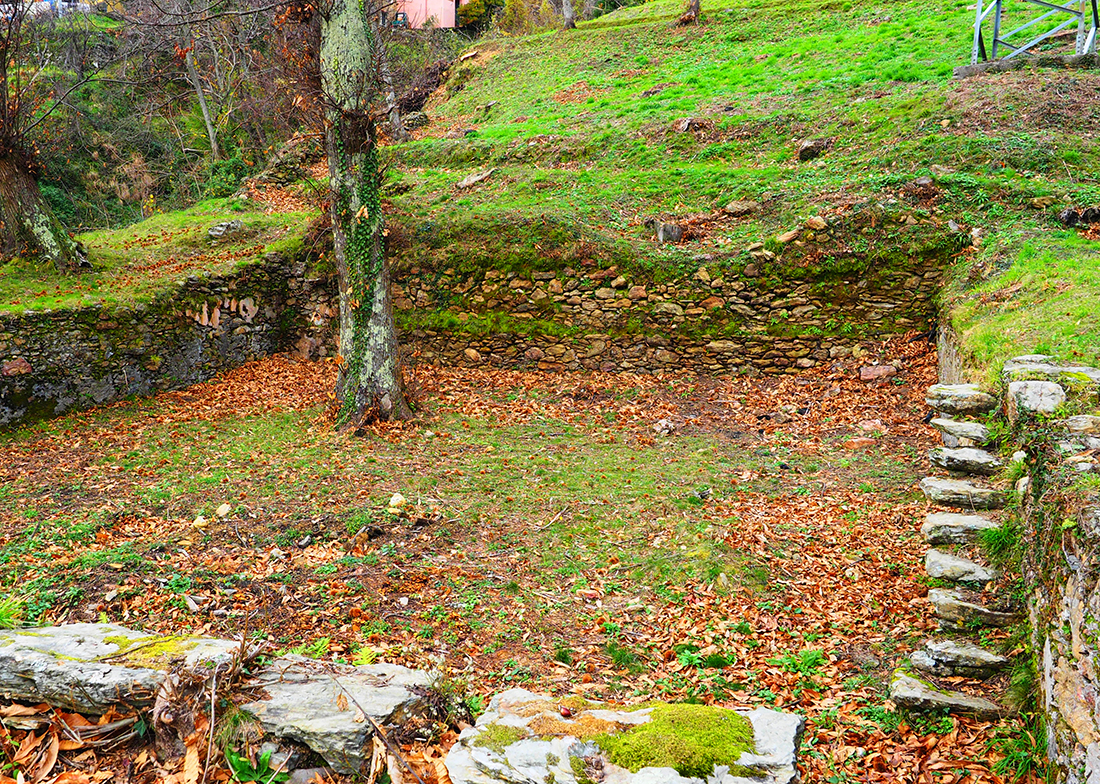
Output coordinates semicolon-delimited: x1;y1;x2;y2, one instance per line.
0;333;1037;783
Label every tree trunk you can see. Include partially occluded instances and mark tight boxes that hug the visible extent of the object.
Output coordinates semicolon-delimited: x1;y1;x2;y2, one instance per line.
320;0;411;429
377;40;409;142
0;152;88;272
185;49;221;160
562;0;575;28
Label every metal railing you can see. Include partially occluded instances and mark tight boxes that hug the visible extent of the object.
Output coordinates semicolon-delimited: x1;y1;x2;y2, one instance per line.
971;0;1098;63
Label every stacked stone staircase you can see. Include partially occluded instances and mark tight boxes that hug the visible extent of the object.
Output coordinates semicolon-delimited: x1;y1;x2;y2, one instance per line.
890;382;1015;719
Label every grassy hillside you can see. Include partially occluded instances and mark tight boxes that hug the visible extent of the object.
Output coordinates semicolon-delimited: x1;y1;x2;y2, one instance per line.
6;0;1097;374
385;0;1100;373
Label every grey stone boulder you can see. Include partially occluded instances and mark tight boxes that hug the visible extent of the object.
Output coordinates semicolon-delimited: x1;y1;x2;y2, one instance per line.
0;623;241;713
241;657;436;775
919;477;1005;509
1065;415;1100;436
925;385;997;415
444;688;804;784
1007;380;1066;420
929;447;1002;476
208;219;243;239
928;588;1021;630
925;550;997;584
930;418;992;447
921;512;1000;544
889;668;1002;719
910;640;1009;679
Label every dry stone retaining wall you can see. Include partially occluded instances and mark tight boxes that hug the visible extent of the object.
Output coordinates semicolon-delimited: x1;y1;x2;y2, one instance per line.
2;249;946;426
0;253;336;427
399;254;945;374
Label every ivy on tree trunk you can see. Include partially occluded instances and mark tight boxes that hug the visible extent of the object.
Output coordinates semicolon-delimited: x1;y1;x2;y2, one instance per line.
320;0;411;429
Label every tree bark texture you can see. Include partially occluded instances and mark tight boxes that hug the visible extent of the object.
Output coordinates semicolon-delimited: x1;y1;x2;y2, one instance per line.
0;152;88;272
185;49;221;159
562;0;575;29
320;0;411;428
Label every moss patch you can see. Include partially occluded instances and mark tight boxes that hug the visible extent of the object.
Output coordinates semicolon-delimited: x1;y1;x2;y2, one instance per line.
472;724;527;754
528;713;621;739
593;703;754;778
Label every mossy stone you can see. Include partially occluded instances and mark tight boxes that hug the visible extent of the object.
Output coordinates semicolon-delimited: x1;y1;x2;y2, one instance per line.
593;703;754;778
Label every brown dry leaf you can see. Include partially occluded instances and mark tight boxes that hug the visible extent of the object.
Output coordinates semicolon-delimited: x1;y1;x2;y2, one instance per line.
29;731;59;784
181;744;201;784
386;753;405;784
1;706;44;718
335;692;348;711
12;731;42;765
45;773;93;784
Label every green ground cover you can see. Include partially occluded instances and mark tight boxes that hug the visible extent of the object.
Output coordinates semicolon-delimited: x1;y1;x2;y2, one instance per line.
0;199;316;315
385;0;1100;371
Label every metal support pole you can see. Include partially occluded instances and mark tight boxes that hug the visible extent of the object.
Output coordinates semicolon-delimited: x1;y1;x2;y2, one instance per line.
992;0;1003;58
972;0;987;63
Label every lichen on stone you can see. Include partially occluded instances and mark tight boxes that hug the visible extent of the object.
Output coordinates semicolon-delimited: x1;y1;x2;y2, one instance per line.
592;703;754;778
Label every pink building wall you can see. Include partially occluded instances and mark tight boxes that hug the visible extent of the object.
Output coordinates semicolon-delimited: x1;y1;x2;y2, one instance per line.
395;0;457;27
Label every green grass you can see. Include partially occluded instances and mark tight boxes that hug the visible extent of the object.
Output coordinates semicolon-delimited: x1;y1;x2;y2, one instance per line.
382;0;1100;371
0;596;25;629
0;198;317;314
948;232;1100;370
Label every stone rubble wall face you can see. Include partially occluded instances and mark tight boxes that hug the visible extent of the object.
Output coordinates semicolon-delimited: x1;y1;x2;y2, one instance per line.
0;254;337;427
2;253;943;426
1027;494;1100;783
399;257;943;373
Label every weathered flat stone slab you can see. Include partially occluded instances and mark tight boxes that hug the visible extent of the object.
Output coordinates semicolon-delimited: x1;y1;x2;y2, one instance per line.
928;588;1021;630
930;418;991;447
925;385;997;416
921;512;1000;544
444;688;804;784
889;668;1002;719
1007;380;1066;420
929;447;1002;476
925;549;997;584
241;656;436;774
1065;415;1100;436
910;640;1009;679
1002;356;1100;386
0;623;240;713
920;477;1005;509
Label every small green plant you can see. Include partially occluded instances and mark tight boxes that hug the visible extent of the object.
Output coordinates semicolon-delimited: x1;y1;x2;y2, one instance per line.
768;649;827;676
553;643;574;664
979;518;1022;570
0;596;25;629
607;641;645;673
991;715;1047;782
224;748;290;783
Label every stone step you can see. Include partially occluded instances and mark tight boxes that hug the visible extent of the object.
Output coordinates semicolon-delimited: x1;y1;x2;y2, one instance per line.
889;667;1003;719
928;587;1021;630
1003;354;1100;386
925;549;997;584
929;447;1003;476
930;417;992;447
910;639;1009;679
920;477;1005;510
926;384;998;416
921;512;1000;544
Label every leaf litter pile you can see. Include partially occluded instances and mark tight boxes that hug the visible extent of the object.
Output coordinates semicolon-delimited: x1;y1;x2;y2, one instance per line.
1;333;1036;783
